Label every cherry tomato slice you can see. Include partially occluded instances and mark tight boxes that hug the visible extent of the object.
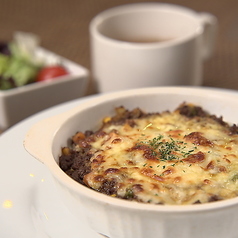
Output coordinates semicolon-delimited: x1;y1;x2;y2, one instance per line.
36;65;68;82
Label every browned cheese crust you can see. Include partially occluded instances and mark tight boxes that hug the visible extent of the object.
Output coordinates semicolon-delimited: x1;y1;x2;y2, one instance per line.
59;103;238;205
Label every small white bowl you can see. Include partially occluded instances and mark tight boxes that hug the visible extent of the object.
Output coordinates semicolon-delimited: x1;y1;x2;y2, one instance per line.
24;87;238;238
0;47;88;129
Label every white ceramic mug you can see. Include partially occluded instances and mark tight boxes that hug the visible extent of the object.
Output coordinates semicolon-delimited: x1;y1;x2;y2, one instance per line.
90;3;217;93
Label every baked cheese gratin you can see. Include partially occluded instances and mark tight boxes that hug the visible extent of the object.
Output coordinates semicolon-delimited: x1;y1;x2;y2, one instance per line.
59;103;238;205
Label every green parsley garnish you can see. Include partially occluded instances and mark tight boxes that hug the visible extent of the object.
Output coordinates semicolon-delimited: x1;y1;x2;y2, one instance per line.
232;174;238;182
137;134;196;163
124;188;134;199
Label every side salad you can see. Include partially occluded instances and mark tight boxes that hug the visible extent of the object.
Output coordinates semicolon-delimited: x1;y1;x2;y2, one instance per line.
0;32;68;90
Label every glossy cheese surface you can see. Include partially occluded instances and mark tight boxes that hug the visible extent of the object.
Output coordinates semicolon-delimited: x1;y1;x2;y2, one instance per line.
64;105;238;205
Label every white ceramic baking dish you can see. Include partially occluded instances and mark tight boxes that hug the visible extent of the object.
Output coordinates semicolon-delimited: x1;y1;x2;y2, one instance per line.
24;87;238;238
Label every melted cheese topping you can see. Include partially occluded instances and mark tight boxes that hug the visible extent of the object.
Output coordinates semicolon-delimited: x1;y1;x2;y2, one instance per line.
81;109;238;205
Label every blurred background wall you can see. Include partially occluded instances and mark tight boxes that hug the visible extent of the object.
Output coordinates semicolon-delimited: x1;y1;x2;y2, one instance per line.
0;0;237;92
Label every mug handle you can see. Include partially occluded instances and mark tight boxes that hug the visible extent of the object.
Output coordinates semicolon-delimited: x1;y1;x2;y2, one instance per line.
199;12;218;60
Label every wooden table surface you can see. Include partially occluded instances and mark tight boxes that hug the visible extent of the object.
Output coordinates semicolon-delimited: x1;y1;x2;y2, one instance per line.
0;0;238;131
